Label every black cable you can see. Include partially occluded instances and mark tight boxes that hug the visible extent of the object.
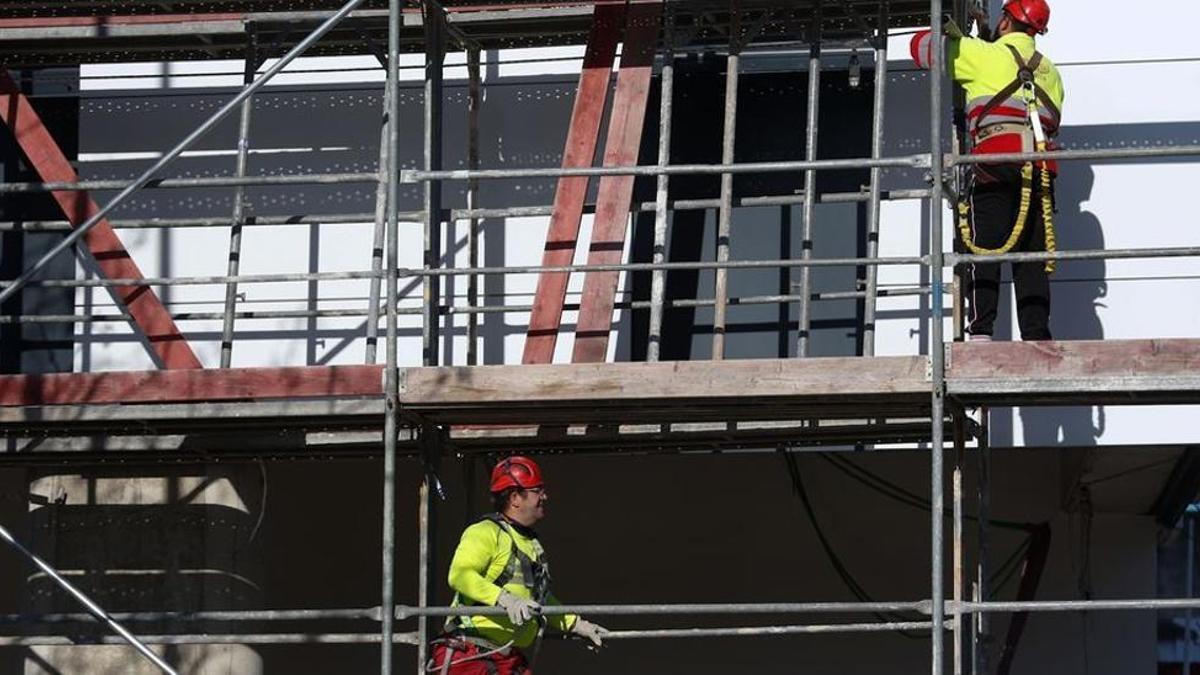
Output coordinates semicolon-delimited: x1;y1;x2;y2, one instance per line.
814;452;1037;598
818;452;1036;532
780;450;927;639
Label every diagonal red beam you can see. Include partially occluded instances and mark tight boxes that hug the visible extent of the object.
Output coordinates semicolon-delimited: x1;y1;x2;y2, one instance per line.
0;365;383;406
0;71;203;370
572;0;662;363
521;2;626;364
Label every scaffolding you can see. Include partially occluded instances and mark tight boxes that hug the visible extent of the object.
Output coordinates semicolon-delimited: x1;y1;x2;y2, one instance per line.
1;1;1200;674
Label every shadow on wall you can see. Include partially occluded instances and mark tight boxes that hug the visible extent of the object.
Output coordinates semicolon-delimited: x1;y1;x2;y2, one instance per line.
1020;163;1106;447
980;119;1200;447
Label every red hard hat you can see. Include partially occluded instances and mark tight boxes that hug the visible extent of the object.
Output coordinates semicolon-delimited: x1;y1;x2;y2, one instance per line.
1003;0;1050;35
490;456;544;493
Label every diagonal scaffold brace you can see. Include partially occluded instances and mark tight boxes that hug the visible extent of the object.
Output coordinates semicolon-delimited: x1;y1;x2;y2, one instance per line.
0;522;178;675
0;0;369;310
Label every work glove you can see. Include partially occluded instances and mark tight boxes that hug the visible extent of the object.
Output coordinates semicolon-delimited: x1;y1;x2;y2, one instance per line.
571;618;609;650
495;590;541;625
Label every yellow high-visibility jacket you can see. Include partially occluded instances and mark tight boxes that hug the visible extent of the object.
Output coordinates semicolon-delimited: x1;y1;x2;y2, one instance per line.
446;514;578;649
912;29;1065;158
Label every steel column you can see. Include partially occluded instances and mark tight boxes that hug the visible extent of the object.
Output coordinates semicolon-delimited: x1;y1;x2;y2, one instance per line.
795;3;822;358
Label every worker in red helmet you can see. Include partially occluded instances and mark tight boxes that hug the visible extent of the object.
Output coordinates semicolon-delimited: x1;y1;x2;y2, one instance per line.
911;0;1065;342
429;456;607;674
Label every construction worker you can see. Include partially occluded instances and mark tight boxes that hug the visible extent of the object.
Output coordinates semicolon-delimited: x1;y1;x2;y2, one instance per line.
429;456;607;674
911;0;1064;341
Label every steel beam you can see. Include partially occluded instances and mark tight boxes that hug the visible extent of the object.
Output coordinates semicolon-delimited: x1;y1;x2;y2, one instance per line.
0;365;384;406
0;0;369;309
522;2;625;363
0;71;202;370
572;1;663;363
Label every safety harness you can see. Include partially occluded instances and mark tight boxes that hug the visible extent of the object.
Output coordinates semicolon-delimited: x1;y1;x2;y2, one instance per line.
433;514;552;673
956;44;1059;273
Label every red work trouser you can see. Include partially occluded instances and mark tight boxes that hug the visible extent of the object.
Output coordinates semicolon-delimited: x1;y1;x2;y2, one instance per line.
429;639;530;675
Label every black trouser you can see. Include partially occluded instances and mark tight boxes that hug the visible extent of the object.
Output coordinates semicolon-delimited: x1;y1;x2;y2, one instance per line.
956;165;1054;341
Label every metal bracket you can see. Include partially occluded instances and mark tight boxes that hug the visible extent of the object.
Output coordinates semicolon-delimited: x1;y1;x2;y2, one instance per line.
912;153;933;169
924;355;933;382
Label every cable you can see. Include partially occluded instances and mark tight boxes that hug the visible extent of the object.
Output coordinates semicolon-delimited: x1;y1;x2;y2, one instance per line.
813;452;1037;597
818;452;1035;532
780;449;927;639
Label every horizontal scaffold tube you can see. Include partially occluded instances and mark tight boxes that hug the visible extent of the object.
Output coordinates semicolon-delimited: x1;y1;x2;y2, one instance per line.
401;156;923;182
0;188;932;232
0;287;936;325
951;144;1200;166
2;142;1193;195
0;633;419;646
0;623;933;646
0;255;931;289
0;172;379;194
394;601;933;619
5;242;1196;292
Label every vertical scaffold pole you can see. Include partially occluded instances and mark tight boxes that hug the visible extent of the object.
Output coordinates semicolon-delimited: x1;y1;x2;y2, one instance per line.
418;4;446;672
795;1;822;357
220;33;259;368
423;5;445;368
381;0;402;671
974;406;991;675
466;47;482;366
929;0;948;673
365;53;393;365
712;7;740;360
647;11;674;363
953;408;967;675
862;6;888;356
1187;516;1196;675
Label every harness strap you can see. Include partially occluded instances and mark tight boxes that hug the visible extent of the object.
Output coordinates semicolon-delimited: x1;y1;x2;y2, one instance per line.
484;515;542;596
974;45;1059;137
